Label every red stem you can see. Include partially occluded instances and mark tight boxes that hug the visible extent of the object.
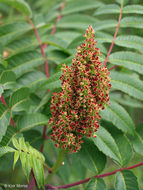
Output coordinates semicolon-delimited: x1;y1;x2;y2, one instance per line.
0;94;15;127
45;162;143;189
51;1;66;35
0;94;6;104
109;65;118;71
10;118;15;127
26;17;49;78
104;4;123;67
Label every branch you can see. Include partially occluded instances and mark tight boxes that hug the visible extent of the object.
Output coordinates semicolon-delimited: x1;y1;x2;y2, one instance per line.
104;0;124;67
26;17;49;78
45;162;143;189
51;1;65;35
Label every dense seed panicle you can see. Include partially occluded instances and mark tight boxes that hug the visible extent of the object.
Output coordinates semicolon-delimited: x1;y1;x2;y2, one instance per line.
49;25;111;153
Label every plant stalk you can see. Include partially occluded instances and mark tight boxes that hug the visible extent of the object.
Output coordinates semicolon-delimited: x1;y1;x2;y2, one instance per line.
104;0;124;67
46;149;68;183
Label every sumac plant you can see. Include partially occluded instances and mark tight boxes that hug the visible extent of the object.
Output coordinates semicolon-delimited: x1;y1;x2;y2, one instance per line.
0;0;143;190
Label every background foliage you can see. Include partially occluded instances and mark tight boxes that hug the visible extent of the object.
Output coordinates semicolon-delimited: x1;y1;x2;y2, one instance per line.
0;0;143;189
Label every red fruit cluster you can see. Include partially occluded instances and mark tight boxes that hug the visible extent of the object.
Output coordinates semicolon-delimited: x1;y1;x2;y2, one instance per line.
49;25;111;153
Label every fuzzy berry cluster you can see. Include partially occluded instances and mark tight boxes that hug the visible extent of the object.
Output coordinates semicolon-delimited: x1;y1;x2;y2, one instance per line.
49;26;111;153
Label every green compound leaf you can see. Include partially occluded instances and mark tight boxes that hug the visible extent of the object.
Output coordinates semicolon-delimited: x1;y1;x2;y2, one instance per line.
0;103;11;142
92;126;121;165
0;70;16;90
77;138;106;174
17;113;49;131
101;100;135;135
0;0;32;17
111;71;143;101
85;178;107;190
9;87;30;112
109;51;143;75
115;170;139;190
12;137;45;188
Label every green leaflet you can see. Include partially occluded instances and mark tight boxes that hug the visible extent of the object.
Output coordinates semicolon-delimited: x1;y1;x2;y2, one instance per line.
101;100;135;135
101;121;133;167
110;93;143;108
55;31;81;46
0;0;32;17
77;138;106;174
94;4;120;15
6;37;38;55
0;103;11;142
111;71;143;101
43;35;72;55
120;16;143;29
109;51;143;74
115;36;143;53
6;51;44;77
57;14;98;30
0;70;16;90
92;126;121;165
94;4;143;15
17;113;49;131
85;178;107;190
0;146;15;157
0;126;17;146
16;71;47;92
115;170;139;190
123;5;143;14
62;0;103;15
9;87;30;112
41;71;62;90
12;137;45;188
95;19;117;31
35;91;52;112
0;22;31;46
130;123;143;156
13;151;19;170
